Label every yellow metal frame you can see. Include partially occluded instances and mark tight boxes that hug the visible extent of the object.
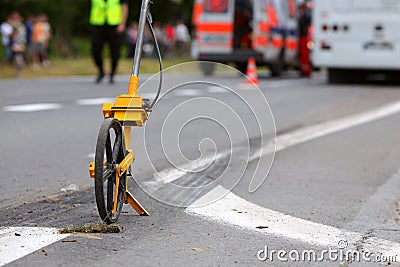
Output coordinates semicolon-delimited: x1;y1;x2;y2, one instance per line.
89;75;149;217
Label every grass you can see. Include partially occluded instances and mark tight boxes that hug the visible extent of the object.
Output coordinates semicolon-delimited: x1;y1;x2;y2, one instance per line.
59;222;122;234
0;56;193;79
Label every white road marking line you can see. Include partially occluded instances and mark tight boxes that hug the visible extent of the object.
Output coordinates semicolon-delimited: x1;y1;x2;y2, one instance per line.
2;103;62;112
0;227;69;266
173;89;203;96
186;186;400;257
250;99;400;162
76;94;158;106
76;97;114;106
145;153;228;190
346;169;400;234
139;93;156;99
207;86;227;93
238;83;259;90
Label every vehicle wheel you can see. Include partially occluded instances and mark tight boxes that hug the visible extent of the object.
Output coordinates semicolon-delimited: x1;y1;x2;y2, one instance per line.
269;61;283;77
200;62;215;76
328;68;342;83
384;71;400;84
95;118;126;224
328;68;363;84
236;62;248;74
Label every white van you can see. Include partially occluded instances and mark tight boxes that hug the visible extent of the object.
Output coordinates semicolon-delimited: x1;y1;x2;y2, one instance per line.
312;0;400;82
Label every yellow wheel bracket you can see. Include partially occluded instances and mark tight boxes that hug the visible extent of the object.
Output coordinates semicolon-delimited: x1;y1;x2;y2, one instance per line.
89;162;95;178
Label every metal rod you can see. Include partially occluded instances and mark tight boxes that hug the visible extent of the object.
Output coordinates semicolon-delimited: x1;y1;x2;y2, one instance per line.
131;0;151;77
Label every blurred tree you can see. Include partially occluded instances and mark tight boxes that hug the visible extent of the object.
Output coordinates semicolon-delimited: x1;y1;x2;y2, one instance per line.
0;0;193;36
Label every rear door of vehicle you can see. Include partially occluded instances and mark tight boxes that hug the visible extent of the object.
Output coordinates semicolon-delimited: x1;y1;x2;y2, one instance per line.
283;0;299;65
252;0;270;57
197;0;234;54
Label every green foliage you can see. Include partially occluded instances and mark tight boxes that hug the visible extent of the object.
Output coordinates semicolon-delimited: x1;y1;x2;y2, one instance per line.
0;0;193;57
0;0;91;37
0;0;194;37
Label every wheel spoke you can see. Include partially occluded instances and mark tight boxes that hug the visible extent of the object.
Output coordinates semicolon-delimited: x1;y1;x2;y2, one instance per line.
107;175;114;211
112;132;122;163
102;169;113;183
105;132;113;163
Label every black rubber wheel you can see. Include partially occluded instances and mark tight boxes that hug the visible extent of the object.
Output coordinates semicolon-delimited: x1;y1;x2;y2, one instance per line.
328;68;345;84
236;62;248;75
328;68;364;84
199;62;216;76
95;118;126;224
269;61;283;77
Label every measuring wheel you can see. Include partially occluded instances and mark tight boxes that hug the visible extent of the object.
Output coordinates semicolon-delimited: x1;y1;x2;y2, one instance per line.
95;118;127;224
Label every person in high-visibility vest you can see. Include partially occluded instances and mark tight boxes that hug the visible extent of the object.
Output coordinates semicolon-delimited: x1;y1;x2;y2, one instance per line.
90;0;128;84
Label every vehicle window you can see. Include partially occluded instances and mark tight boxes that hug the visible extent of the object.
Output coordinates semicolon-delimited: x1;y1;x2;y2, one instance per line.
205;0;229;13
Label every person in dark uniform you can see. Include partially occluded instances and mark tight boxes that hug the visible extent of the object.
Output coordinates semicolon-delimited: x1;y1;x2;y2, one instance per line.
90;0;128;84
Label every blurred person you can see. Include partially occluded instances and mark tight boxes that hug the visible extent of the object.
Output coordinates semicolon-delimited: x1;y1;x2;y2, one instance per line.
164;22;176;57
40;14;52;67
89;0;129;84
126;22;138;58
175;20;190;55
10;12;26;51
25;15;35;64
31;15;45;69
8;12;26;75
9;26;26;78
25;15;35;46
298;2;312;77
142;26;154;57
164;22;176;44
1;13;15;62
152;22;168;55
25;16;34;43
234;0;252;49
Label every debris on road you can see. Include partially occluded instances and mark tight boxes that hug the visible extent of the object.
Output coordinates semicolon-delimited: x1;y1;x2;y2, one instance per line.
232;209;247;214
60;184;79;192
59;223;122;234
61;239;78;243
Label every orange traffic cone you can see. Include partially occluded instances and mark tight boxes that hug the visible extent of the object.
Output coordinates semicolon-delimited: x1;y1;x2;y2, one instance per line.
245;57;259;85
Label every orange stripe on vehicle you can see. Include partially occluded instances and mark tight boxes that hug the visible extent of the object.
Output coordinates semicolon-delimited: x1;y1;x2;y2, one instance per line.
267;0;279;26
197;22;233;33
259;22;270;33
254;36;268;46
286;39;297;50
271;38;284;48
192;3;204;24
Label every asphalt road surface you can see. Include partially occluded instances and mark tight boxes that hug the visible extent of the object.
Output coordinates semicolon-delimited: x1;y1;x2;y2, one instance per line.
0;69;399;267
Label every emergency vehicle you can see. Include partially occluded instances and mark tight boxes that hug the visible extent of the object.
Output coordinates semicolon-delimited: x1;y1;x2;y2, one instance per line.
312;0;400;83
191;0;299;76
